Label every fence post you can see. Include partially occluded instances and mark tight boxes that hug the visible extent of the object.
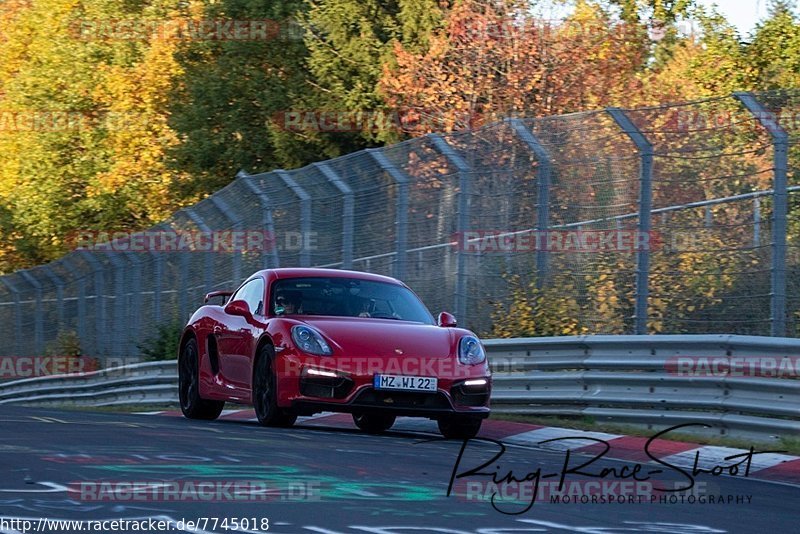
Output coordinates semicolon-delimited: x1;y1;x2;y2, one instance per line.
754;196;761;248
210;196;243;286
429;134;471;323
366;149;409;280
275;170;312;267
43;265;65;329
19;271;44;355
63;256;87;352
238;170;280;269
0;278;23;355
508;118;551;288
186;208;214;293
102;249;127;358
178;242;190;323
735;92;789;337
124;251;142;357
79;250;106;359
314;162;354;270
607;108;653;335
151;249;163;326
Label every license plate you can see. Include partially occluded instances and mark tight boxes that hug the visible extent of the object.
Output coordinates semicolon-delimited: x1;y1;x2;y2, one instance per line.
374;374;438;392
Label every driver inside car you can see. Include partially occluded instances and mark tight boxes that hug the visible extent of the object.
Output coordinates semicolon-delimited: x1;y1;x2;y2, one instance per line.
275;290;302;315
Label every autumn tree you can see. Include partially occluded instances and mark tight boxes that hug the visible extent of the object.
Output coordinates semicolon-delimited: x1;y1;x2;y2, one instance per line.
0;0;197;269
380;0;649;136
269;0;450;158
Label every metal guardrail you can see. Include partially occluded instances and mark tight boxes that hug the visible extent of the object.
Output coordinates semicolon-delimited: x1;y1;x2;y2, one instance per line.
486;335;800;440
0;361;177;407
0;335;797;440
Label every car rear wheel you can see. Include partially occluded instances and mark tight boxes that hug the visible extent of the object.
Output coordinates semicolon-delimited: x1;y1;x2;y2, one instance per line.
352;413;396;434
253;345;297;427
179;338;225;420
437;416;482;439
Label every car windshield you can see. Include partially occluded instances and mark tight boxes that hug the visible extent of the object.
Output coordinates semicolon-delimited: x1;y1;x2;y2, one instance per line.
270;277;435;324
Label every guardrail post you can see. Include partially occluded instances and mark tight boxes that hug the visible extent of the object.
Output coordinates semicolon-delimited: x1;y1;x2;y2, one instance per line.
19;271;44;355
314;162;354;270
186;208;214;293
735;92;789;337
430;134;471;322
210;196;243;286
275;170;312;267
366;149;409;279
238;170;280;269
0;278;24;355
508;119;551;288
607;108;654;335
79;250;107;359
43;265;65;329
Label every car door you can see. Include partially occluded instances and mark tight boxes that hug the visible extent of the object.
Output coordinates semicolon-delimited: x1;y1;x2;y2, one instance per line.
217;277;265;392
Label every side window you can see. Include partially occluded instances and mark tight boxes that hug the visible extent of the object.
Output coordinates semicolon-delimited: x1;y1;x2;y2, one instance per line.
244;278;265;315
233;279;265;316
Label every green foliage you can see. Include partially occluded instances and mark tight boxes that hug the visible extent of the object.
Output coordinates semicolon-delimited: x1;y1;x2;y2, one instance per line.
296;0;446;146
168;0;310;194
137;318;183;361
45;329;83;357
747;1;800;88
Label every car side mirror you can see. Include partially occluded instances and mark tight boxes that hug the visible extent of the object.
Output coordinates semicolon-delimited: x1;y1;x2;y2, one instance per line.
224;299;252;318
437;311;457;328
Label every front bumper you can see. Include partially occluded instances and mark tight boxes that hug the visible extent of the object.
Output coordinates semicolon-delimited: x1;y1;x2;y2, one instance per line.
292;375;491;418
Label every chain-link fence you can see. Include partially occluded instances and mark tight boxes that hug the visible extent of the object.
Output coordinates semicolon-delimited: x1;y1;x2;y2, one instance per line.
1;90;799;361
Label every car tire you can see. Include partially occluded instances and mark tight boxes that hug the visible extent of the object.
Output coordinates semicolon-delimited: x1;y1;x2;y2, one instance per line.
179;338;225;420
253;344;297;428
352;413;396;434
437;416;482;439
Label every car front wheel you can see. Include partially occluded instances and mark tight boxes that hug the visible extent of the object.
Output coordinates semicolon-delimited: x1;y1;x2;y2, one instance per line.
353;413;396;434
179;338;224;420
253;345;297;427
438;416;482;439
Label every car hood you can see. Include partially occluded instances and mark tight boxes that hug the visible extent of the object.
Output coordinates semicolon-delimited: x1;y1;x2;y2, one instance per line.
296;317;455;359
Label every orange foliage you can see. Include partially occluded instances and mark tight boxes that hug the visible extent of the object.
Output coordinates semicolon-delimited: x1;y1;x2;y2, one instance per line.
380;0;648;134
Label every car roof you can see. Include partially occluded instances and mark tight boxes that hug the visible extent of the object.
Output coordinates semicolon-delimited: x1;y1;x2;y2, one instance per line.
256;268;406;287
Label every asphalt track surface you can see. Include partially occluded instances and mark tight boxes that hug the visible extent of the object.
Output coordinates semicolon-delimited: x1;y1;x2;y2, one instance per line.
0;406;797;533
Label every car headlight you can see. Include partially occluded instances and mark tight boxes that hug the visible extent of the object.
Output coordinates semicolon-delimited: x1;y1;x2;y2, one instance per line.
291;325;333;356
458;336;486;365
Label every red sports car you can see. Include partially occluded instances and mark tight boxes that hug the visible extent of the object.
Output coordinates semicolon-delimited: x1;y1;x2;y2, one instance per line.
178;268;491;438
